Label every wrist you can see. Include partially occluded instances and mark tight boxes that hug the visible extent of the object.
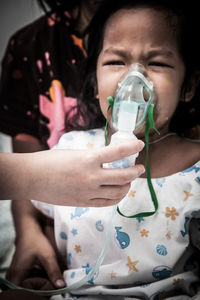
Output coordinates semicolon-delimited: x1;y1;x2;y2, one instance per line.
14;213;43;243
24;151;50;201
12;199;44;236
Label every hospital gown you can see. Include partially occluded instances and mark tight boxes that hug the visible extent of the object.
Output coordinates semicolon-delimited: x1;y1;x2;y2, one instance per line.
32;129;200;299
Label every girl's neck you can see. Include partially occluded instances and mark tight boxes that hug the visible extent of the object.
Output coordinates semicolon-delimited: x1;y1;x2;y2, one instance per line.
138;134;200;178
107;125;199;177
149;132;177;144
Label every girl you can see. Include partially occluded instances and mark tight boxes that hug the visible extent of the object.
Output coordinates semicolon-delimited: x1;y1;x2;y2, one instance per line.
32;0;200;299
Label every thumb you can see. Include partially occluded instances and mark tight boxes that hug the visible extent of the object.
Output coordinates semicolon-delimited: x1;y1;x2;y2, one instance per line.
39;254;65;288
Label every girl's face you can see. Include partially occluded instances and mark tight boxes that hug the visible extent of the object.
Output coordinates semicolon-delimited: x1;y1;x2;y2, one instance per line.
96;7;186;138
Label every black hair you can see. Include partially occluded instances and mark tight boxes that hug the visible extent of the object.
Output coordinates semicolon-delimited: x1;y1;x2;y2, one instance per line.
65;0;200;136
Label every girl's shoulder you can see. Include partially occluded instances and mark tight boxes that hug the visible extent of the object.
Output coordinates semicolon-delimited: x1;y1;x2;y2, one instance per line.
173;138;200;172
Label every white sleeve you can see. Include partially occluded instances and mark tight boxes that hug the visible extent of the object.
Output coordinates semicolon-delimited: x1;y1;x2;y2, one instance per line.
31;200;54;219
52;132;75;150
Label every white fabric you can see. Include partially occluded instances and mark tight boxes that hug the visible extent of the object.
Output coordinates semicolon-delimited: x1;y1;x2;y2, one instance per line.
32;129;200;299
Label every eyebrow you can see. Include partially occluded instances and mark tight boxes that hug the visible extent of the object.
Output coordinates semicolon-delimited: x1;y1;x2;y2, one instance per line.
102;47;174;59
147;49;174;58
103;48;129;58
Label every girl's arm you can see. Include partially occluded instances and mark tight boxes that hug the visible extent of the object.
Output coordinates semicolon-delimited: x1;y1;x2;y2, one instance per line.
6;199;66;288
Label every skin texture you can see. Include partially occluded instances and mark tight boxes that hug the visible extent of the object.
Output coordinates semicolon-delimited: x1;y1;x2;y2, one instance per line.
96;7;200;178
97;7;186;138
0;143;145;205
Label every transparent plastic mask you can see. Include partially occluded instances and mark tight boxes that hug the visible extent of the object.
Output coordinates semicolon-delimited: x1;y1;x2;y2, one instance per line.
112;63;154;133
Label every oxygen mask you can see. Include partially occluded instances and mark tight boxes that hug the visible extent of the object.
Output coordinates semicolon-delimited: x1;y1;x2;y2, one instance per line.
104;63;160;219
112;63;154;134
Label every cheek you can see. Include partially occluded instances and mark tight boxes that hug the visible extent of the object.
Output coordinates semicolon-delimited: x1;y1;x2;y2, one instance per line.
97;70;120;97
96;69;123;119
152;75;182;124
96;72;109;119
153;75;181;106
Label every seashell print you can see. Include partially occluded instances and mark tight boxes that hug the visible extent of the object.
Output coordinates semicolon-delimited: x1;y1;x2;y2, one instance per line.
156;244;168;256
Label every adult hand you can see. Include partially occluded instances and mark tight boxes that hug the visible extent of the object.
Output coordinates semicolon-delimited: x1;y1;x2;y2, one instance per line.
29;139;145;206
0;139;144;205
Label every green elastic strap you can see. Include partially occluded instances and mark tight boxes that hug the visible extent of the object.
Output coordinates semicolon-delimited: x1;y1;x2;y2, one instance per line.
104;96;115;145
117;103;160;218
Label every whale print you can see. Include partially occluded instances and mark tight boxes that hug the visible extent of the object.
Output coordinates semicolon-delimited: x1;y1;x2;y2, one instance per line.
71;207;89;219
115;226;130;249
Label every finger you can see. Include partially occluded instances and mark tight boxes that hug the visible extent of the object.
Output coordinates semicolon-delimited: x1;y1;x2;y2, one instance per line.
22;277;54;290
6;256;34;285
88;198;123;207
98;140;145;164
89;183;131;207
98;183;131;202
101;164;145;185
39;253;65;288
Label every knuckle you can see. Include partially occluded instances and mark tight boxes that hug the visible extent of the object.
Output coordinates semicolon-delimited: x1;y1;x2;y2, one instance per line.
121;172;131;184
136;165;145;177
85;150;97;164
115;184;130;199
118;144;127;158
43;253;56;264
88;173;97;184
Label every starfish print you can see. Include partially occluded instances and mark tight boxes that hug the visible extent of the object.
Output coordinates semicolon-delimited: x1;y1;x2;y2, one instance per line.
71;228;78;236
165;230;173;240
183;190;193;201
74;245;81;253
165;207;179;221
87;142;94;149
128;190;136;198
110;271;117;279
126;256;139;274
140;229;149;237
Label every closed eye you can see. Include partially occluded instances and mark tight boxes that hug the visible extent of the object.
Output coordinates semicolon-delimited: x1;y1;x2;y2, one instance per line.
104;60;125;66
149;62;173;68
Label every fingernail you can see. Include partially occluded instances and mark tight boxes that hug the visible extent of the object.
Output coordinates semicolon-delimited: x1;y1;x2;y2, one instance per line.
139;166;145;175
138;140;145;149
56;279;65;287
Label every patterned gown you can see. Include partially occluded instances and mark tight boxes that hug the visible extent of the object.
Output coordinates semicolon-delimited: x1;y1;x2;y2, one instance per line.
33;129;200;300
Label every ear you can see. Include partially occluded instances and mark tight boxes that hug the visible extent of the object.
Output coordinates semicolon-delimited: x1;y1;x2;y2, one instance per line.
181;71;200;102
94;79;99;99
94;84;99;99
